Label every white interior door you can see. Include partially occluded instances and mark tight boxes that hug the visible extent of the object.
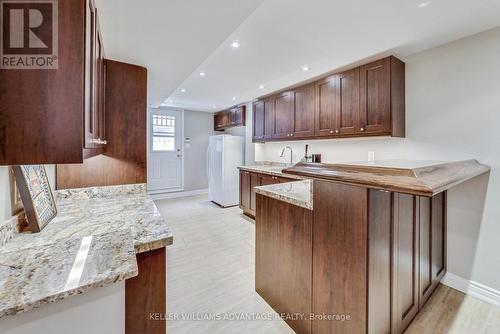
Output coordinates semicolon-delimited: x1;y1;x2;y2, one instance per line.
148;108;183;193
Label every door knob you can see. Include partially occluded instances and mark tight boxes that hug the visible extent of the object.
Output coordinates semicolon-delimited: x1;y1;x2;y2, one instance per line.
335;129;339;134
360;127;365;132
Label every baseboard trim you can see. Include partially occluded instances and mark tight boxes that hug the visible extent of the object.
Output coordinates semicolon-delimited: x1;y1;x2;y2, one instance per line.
149;188;208;201
442;272;500;308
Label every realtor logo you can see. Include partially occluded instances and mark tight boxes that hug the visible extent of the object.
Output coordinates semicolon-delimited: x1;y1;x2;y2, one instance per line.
1;0;58;69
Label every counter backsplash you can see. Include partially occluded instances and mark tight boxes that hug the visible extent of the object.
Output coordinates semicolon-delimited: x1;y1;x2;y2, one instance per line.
55;183;147;201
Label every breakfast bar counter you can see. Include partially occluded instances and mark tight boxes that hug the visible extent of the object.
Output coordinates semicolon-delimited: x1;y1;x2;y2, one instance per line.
254;159;490;334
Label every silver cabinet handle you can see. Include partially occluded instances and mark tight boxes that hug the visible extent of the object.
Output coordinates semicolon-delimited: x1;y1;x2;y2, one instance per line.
290;134;294;137
360;127;365;132
90;138;107;145
330;130;334;134
335;129;339;134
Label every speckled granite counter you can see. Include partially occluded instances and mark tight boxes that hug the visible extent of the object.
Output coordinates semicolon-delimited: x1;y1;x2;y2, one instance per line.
255;180;313;210
238;162;305;180
0;183;172;319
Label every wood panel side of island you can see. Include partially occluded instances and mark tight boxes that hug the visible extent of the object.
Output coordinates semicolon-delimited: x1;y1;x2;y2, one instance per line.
125;247;166;334
255;194;313;334
312;181;368;334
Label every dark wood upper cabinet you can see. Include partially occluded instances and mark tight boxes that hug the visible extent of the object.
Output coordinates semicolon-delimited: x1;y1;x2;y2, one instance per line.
1;0;87;164
359;57;391;134
273;92;293;139
85;0;96;149
263;97;275;140
337;68;359;135
291;84;315;138
56;60;147;189
0;0;109;165
315;75;337;137
252;55;405;143
230;106;245;126
214;105;246;131
84;1;106;152
252;101;265;141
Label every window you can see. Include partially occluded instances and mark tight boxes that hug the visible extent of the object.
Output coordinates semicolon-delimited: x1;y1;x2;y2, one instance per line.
152;114;175;151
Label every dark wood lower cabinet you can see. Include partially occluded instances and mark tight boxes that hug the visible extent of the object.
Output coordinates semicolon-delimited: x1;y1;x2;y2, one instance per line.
392;193;420;334
419;193;446;309
239;170;296;217
256;194;313;334
125;248;166;334
255;180;447;334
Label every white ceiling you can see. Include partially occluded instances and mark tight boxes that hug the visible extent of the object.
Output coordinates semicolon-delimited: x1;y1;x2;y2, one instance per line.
95;0;265;106
97;0;500;111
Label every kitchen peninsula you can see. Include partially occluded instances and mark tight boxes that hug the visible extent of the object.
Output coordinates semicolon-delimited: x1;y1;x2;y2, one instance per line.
0;184;172;334
254;159;489;334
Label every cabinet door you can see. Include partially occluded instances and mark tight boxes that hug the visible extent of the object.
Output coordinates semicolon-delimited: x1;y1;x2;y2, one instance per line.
263;97;275;139
95;19;106;145
291;84;315;138
337;68;359;135
214;112;224;131
419;193;446;308
359;57;391;134
240;171;251;210
229;108;237;126
249;173;260;215
315;75;338;137
232;106;245;126
431;193;446;286
253;101;264;140
392;193;419;334
273;92;292;139
84;0;97;149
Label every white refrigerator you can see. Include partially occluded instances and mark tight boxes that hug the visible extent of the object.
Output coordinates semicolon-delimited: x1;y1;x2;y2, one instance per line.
207;135;245;207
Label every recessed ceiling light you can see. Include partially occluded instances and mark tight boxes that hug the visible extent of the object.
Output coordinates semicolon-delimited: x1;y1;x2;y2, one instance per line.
199;72;206;77
232;97;236;101
168;99;173;103
231;41;240;48
212;105;217;109
302;65;310;71
180;88;186;93
417;2;430;8
259;85;265;89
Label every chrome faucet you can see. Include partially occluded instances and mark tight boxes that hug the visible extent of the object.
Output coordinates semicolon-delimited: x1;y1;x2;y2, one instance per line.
280;146;293;165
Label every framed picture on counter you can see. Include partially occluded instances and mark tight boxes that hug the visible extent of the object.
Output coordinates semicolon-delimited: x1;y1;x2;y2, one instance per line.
12;165;57;233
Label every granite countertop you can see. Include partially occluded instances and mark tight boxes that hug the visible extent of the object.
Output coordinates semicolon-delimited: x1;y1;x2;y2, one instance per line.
0;183;172;319
255;180;313;210
238;162;305;180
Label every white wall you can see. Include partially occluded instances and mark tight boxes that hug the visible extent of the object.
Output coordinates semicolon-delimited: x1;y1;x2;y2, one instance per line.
183;110;218;191
255;27;500;292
